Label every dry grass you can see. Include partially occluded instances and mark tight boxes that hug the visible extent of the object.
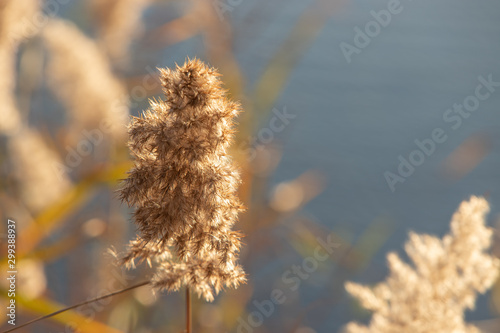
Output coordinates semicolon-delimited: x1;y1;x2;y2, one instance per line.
345;196;500;333
118;59;246;302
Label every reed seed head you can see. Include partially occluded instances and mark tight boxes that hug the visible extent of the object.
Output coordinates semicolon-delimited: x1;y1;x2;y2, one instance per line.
119;58;246;301
344;196;500;333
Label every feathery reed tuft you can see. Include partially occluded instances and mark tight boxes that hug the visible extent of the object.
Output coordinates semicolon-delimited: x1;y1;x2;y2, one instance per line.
119;58;246;301
344;196;500;333
0;0;39;135
43;19;129;143
9;129;71;212
90;0;150;64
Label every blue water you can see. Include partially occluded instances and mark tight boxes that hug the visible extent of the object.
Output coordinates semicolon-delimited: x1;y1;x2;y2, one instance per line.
228;0;500;331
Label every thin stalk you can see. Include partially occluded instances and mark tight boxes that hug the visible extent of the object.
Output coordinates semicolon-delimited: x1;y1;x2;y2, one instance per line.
186;287;192;333
1;281;150;333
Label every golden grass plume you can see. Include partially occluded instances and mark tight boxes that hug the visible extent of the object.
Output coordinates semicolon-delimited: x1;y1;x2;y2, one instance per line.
90;0;150;63
9;129;71;212
345;196;500;333
119;58;246;301
0;0;39;135
43;19;129;143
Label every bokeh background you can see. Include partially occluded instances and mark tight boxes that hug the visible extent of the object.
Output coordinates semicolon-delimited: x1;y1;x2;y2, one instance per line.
1;0;500;332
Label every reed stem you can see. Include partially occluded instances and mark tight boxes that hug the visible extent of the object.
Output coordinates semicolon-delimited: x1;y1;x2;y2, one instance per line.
186;287;192;333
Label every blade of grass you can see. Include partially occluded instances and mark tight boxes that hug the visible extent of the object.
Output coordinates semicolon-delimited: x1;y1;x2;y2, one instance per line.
252;1;344;114
22;233;82;263
353;216;396;268
17;161;131;256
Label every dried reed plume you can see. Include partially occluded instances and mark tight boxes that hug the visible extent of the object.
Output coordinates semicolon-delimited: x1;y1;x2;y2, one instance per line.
345;196;500;333
43;19;128;143
90;0;150;64
0;0;39;135
9;129;71;212
119;58;246;301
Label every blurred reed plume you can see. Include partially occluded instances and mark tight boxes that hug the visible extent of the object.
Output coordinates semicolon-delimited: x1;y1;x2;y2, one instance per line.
345;196;500;333
0;0;39;135
8;129;71;213
43;19;129;144
90;0;150;64
119;58;246;302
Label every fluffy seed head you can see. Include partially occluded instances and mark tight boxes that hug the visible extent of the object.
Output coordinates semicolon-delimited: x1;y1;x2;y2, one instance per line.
119;58;246;301
344;196;500;333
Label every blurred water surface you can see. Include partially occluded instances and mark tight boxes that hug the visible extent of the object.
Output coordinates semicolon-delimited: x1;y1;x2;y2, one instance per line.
225;0;500;330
